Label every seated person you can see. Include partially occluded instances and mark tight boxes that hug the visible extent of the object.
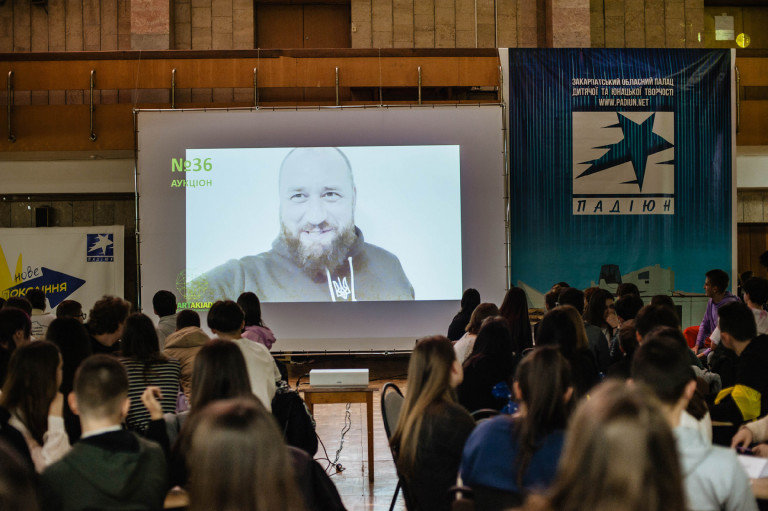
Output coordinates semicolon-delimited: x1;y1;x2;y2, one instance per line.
42;355;167;511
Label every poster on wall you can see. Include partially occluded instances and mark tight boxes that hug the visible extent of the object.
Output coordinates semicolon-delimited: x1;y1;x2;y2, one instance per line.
0;226;125;313
506;49;733;325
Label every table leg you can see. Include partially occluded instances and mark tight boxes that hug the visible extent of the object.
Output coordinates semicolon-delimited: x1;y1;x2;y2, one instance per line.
367;392;374;482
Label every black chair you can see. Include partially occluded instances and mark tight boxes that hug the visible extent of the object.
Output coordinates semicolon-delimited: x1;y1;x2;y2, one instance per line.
470;408;500;423
381;382;411;511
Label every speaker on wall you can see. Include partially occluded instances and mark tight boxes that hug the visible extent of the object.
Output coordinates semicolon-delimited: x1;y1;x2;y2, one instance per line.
35;206;50;227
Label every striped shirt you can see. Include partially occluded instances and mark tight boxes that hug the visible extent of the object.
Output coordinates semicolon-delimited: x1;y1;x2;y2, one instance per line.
120;357;181;433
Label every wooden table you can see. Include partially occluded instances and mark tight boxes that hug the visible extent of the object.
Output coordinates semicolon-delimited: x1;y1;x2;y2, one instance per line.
302;385;378;482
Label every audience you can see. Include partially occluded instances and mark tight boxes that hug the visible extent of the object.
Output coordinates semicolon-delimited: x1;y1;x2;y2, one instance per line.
0;439;41;511
525;380;686;511
609;293;644;361
557;287;609;375
162;324;209;403
86;295;131;355
453;302;499;364
26;289;55;339
238;291;277;350
582;288;616;373
615;282;640;297
461;347;573;509
457;318;518;412
56;300;84;322
391;336;474;511
0;341;69;472
152;290;177;350
696;269;739;357
632;329;755;511
0;306;32;386
605;319;637;380
4;296;32;316
448;288;481;341
42;355;167;511
499;287;533;353
711;276;768;347
120;313;181;433
175;309;201;329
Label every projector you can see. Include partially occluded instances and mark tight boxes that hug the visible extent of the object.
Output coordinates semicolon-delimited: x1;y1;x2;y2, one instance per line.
309;369;369;387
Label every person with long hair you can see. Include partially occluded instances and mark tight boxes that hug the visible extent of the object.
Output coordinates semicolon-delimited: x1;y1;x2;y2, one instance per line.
448;288;481;341
120;313;181;433
453;302;499;364
499;287;533;353
391;336;475;511
535;306;600;398
457;317;518;412
186;397;307;511
237;292;277;350
525;381;686;511
0;341;69;472
45;318;93;444
583;288;617;373
460;347;573;509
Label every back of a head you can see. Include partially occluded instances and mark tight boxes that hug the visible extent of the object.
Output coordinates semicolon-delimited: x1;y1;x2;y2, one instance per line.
743;277;768;307
635;305;679;338
558;288;585;315
614;294;644;321
544;286;561;311
191;339;252;411
499;287;529;321
176;309;201;330
650;294;676;310
74;354;129;421
536;306;584;358
121;313;162;361
616;283;640;298
4;298;32;316
87;296;131;335
584;288;614;327
549;380;685;511
460;288;481;314
468;317;514;362
0;439;40;511
718;301;757;342
56;300;83;320
0;307;31;346
188;397;304;511
45;318;92;394
25;289;46;311
152;290;177;317
236;292;264;328
618;320;638;356
706;269;730;293
465;303;499;335
207;300;244;334
631;329;694;405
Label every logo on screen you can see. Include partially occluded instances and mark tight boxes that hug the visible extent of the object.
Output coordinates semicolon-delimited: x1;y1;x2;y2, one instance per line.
86;234;114;262
572;111;674;215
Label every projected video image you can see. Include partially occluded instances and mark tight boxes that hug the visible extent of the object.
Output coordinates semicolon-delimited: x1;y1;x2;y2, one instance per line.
185;146;462;303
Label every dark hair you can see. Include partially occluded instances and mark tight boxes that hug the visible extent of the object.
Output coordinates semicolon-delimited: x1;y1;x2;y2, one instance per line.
515;346;572;484
0;308;31;347
705;269;730;293
190;339;252;412
73;354;129;419
635;305;679;338
459;288;481;315
499;287;533;352
24;289;46;310
237;292;265;328
650;294;676;310
152;290;177;317
544;287;561;311
558;288;585;314
583;288;614;328
207;301;244;334
121;313;165;363
616;283;640;298
465;303;499;335
56;300;83;320
87;296;131;335
743;277;768;306
0;342;61;445
4;298;31;316
465;317;515;370
618;319;638;356
718;301;757;342
0;439;40;511
614;294;644;321
536;306;582;359
176;309;201;330
45;318;92;395
631;328;694;405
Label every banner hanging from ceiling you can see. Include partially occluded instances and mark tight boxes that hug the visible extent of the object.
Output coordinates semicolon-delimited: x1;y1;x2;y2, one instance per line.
506;49;734;323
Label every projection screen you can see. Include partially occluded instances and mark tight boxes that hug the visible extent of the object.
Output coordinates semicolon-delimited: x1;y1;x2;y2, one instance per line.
136;106;505;352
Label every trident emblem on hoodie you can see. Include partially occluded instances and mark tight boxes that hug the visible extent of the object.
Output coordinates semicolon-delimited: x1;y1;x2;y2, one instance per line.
333;277;352;300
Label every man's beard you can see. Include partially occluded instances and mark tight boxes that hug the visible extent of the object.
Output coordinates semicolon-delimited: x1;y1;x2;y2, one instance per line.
282;222;358;278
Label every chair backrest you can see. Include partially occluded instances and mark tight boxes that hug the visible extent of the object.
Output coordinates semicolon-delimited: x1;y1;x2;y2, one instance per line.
470;408;500;423
381;382;405;441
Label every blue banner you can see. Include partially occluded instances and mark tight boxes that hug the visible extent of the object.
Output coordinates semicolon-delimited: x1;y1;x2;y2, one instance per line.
508;49;732;303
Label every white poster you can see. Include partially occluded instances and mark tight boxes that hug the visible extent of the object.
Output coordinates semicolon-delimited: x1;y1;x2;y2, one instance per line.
0;226;125;312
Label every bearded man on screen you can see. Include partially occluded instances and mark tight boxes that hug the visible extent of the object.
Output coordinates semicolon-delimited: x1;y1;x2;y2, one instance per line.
200;147;414;302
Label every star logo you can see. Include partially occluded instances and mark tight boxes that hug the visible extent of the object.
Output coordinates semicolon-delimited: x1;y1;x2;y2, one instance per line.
86;234;114;261
576;113;674;192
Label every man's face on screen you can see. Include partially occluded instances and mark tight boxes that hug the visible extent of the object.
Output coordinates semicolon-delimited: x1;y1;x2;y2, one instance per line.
279;148;357;272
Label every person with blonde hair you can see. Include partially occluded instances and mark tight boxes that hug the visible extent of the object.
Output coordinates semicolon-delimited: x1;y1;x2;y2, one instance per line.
187;397;307;511
391;335;475;511
526;380;686;511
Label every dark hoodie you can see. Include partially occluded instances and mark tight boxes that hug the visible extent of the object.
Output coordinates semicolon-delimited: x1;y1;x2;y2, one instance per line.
198;227;414;302
41;430;167;511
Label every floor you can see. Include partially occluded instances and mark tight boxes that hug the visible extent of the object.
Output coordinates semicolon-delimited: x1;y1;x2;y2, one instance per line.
287;355;410;511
